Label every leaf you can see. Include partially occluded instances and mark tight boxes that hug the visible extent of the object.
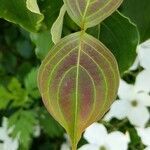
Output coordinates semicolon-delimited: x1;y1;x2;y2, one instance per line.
51;4;67;44
0;86;12;109
8;78;29;107
30;31;54;60
26;0;41;14
9;110;37;149
120;0;150;42
128;127;141;146
39;107;64;137
25;68;40;99
0;78;30;109
16;40;33;59
64;0;123;29
38;0;63;29
0;0;44;32
38;32;120;148
0;0;63;59
88;11;140;74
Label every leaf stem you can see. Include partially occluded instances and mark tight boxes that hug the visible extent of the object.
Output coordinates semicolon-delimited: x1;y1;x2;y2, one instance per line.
72;144;77;150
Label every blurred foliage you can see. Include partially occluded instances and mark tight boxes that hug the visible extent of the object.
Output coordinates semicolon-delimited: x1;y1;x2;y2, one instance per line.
0;19;64;150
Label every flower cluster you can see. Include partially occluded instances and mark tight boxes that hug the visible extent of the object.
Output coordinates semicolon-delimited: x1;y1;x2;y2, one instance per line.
61;40;150;150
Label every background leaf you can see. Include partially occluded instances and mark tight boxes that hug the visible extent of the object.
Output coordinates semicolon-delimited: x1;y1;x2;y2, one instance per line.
51;4;66;44
30;31;54;60
26;0;41;14
38;108;64;138
9;110;37;150
37;0;63;30
64;11;140;74
0;86;12;109
98;11;139;74
120;0;150;42
8;78;29;107
0;0;44;32
64;0;123;29
30;0;64;60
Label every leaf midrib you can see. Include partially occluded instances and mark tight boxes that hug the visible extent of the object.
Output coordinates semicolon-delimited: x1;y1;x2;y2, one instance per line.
73;33;82;146
81;0;91;28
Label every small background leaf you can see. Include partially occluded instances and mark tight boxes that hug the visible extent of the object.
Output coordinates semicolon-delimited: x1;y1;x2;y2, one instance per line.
25;68;40;99
30;31;54;60
51;4;66;44
9;110;37;150
26;0;41;14
0;86;12;109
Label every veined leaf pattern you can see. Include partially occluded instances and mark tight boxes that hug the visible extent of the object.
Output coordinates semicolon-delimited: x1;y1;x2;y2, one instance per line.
38;31;120;148
64;0;123;29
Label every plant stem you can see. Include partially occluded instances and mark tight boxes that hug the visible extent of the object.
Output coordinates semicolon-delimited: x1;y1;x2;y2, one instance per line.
72;144;77;150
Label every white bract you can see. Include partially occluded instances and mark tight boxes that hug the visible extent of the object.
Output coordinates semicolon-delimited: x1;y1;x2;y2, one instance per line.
105;70;150;127
130;39;150;70
0;117;19;150
61;134;70;150
33;125;41;137
79;123;129;150
61;143;70;150
138;40;150;70
136;127;150;150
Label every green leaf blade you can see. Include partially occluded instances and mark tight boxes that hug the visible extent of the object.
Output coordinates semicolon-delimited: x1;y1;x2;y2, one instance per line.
0;0;44;32
100;11;139;74
38;32;120;148
120;0;150;42
87;11;140;74
64;0;123;29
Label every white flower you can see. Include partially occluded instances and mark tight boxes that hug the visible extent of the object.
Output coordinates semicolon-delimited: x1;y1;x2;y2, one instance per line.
130;39;150;70
79;123;130;150
138;40;150;70
105;70;150;127
0;117;19;150
33;125;41;137
136;127;150;150
61;143;70;150
60;134;70;150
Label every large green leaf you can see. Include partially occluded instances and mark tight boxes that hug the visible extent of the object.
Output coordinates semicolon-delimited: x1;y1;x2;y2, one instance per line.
0;0;44;32
64;0;123;29
89;11;139;74
30;0;63;60
38;32;119;149
30;31;54;60
120;0;150;42
38;0;63;29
